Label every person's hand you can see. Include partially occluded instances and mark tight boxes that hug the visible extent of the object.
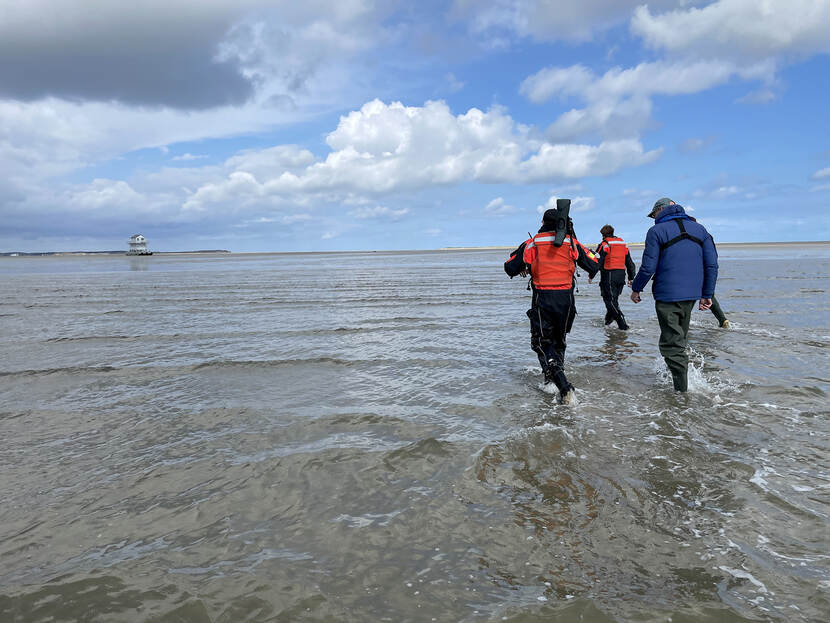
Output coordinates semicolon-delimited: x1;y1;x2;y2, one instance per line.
699;298;712;310
630;291;641;304
627;280;633;288
588;277;593;284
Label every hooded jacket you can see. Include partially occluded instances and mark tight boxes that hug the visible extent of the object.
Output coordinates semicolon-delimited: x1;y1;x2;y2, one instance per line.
631;204;718;302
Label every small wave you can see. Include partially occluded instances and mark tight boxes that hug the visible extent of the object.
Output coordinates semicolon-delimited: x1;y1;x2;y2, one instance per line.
44;335;140;343
191;357;355;371
0;365;119;378
383;437;451;468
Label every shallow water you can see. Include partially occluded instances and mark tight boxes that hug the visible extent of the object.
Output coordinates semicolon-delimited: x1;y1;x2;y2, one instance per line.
1;246;828;622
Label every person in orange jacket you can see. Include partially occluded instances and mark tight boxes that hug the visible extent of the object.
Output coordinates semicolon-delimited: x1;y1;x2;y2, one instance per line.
589;224;636;330
504;204;599;404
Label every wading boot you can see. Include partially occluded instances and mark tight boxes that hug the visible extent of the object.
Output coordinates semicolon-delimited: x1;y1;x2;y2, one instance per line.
559;384;576;405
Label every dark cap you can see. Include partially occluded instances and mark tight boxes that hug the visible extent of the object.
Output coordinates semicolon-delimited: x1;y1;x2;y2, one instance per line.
648;197;674;218
542;208;558;222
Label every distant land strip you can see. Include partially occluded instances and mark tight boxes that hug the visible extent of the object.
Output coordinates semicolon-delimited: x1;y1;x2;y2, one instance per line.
2;241;828;257
0;250;231;257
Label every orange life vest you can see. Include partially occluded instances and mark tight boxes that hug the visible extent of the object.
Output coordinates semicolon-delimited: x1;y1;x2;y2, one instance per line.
523;233;579;290
598;236;628;270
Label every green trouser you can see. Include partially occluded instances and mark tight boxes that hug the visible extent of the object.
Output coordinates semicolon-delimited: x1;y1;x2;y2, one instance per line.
709;295;727;325
655;300;696;392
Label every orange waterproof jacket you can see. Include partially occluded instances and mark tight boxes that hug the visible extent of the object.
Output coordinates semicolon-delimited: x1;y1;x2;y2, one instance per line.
523;233;592;290
598;236;629;270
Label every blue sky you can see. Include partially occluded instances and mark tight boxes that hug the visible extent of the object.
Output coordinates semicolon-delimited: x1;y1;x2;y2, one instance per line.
1;0;829;253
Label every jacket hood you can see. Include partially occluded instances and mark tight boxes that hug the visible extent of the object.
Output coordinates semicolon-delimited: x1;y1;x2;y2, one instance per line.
655;203;688;223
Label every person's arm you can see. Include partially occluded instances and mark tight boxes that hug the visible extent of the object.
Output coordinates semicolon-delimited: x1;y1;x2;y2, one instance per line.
504;240;529;277
630;228;660;302
575;240;599;279
700;233;719;307
625;250;636;284
589;244;606;283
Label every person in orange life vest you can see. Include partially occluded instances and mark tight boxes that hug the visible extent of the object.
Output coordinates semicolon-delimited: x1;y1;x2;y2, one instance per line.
588;224;636;330
504;207;599;404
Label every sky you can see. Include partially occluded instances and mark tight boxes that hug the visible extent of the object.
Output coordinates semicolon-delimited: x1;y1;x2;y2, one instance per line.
1;0;829;253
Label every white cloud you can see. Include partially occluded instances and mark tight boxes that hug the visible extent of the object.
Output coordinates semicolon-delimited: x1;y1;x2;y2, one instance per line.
283;213;314;224
812;166;830;180
65;179;145;213
0;96;659;240
182;99;660;212
692;185;743;200
737;88;778;105
454;0;680;43
521;59;764;104
536;195;596;215
347;206;410;220
484;197;517;215
521;59;757;140
226;145;317;176
446;73;465;93
172;153;209;161
632;0;830;62
679;138;708;153
519;1;830;142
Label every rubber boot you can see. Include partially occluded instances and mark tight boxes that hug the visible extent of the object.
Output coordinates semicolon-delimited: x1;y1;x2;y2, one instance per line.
667;362;688;392
617;313;629;331
546;365;575;404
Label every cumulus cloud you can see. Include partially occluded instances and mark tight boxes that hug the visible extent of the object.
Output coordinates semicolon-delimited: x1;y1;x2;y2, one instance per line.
182;99;660;211
812;166;830;180
24;98;654;232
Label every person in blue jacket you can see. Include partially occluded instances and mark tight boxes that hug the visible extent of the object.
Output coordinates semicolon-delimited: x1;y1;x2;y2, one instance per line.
630;197;719;391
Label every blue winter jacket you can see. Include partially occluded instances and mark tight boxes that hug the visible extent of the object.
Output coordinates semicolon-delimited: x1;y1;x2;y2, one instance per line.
631;204;718;302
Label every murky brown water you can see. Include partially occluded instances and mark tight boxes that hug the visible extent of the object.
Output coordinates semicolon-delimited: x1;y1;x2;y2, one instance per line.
1;247;828;622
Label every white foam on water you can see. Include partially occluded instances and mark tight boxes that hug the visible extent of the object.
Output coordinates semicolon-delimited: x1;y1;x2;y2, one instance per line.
650;348;742;396
791;484;815;492
718;566;769;593
332;509;403;528
537;381;558;395
750;468;770;490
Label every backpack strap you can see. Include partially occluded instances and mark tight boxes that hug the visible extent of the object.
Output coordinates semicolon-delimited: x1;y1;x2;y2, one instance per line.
659;219;703;251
